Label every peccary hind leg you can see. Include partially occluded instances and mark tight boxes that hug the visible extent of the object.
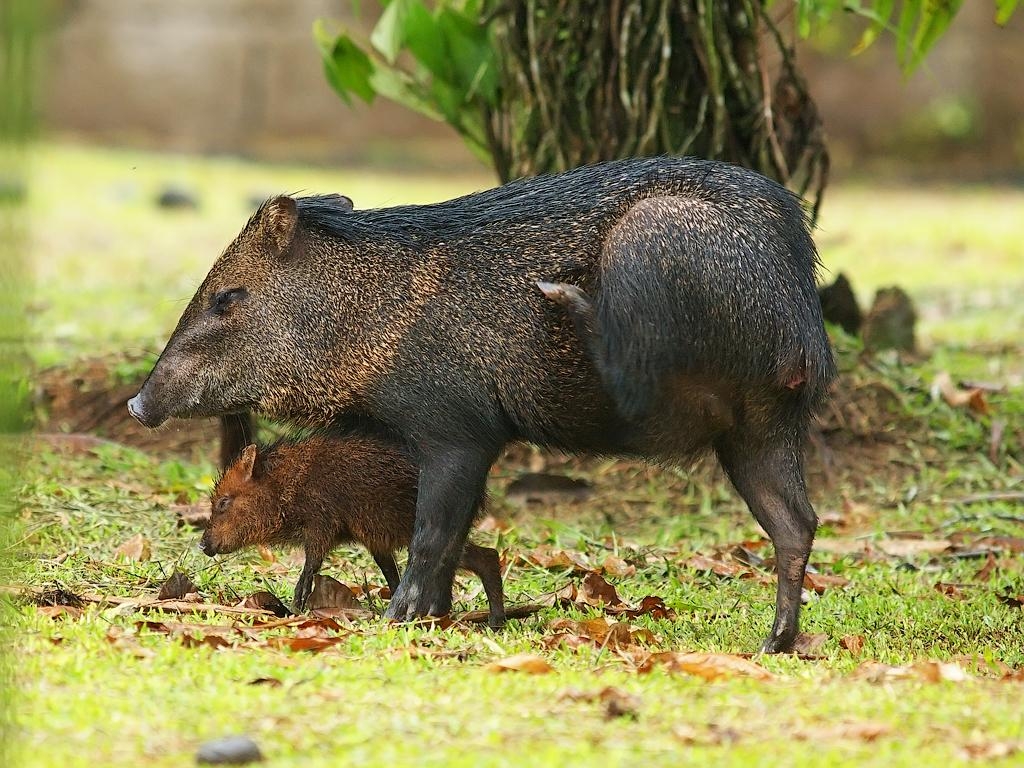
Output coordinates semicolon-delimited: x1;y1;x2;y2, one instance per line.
386;446;494;622
715;431;817;653
371;552;402;594
458;543;506;629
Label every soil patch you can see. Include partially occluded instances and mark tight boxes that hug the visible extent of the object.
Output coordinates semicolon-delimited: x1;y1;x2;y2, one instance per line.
32;353;921;493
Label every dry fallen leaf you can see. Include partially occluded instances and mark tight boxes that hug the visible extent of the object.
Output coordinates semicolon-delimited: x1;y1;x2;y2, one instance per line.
608;595;676;620
104;626;154;659
683;553;749;578
639;652;775;681
601;554;637;578
546;617;653;651
179;633;232;651
484;653;553;674
812;538;870;556
157;570;197;601
932;371;990;415
114;533;151;562
877;537;951;558
961;741;1018;761
791;632;828;657
256;545;276;564
973;552;998;582
840;635;865;655
266;635;344;653
475;514;511;533
803;572;850;594
577;571;625;608
520;545;593;572
851;660;971;683
242;591;292;618
171;502;210;530
998;592;1024;609
934;582;967;599
794;721;890;742
36;605;82;620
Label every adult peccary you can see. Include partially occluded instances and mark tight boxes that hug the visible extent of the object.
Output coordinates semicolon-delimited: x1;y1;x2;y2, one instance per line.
201;435;506;627
128;156;836;652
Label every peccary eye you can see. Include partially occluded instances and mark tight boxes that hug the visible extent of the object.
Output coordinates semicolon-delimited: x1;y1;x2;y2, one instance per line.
210;287;248;315
214;496;232;513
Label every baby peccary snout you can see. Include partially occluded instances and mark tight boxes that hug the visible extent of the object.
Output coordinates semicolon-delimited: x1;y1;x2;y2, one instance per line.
203;436;506;628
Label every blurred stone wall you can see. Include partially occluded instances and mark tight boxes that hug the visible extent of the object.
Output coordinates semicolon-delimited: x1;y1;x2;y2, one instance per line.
42;0;1024;177
43;0;472;168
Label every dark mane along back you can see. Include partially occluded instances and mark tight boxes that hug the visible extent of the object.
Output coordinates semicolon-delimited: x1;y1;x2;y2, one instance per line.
288;156;803;247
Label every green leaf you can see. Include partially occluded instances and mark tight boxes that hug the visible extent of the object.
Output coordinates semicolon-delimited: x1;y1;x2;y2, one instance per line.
368;66;442;121
435;7;495;99
908;0;963;72
370;0;416;64
894;0;921;70
796;0;814;37
996;0;1019;25
850;0;895;55
403;2;453;83
319;30;376;105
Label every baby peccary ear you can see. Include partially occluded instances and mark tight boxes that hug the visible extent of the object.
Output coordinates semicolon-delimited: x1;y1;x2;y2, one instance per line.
237;443;258;482
261;196;298;254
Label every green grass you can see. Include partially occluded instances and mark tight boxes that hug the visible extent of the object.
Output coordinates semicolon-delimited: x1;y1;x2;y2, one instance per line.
9;424;1024;767
11;142;1024;766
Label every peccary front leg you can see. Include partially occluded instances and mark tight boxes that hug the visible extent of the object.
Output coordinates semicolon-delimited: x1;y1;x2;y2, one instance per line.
715;433;817;653
293;550;325;612
385;446;494;623
218;413;254;470
458;543;506;629
371;552;402;594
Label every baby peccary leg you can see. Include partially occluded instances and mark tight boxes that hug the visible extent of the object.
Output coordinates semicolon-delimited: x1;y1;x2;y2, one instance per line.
458;543;506;629
371;552;402;594
715;432;817;653
293;550;325;612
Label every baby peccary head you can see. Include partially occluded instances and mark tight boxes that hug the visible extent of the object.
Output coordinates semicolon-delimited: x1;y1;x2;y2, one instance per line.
201;444;282;556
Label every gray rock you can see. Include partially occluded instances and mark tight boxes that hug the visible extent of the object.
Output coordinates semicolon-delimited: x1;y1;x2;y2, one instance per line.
195;736;263;765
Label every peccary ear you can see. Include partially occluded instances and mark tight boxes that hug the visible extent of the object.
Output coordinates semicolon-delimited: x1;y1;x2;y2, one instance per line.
325;194;354;211
238;443;258;481
261;196;298;254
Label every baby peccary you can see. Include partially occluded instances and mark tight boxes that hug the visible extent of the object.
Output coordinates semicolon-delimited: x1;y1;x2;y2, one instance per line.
200;436;506;627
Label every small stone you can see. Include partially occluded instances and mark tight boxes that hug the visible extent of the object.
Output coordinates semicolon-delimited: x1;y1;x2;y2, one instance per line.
862;286;917;352
156;185;198;210
817;272;862;336
506;472;593;505
196;735;263;765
